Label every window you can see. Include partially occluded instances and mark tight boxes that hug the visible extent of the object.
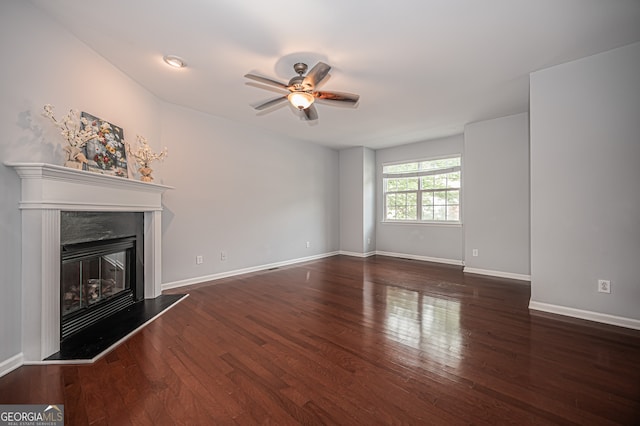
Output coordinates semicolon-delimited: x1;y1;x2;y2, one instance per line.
383;156;461;223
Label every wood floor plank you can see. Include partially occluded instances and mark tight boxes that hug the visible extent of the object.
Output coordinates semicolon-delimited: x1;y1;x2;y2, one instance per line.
1;255;639;424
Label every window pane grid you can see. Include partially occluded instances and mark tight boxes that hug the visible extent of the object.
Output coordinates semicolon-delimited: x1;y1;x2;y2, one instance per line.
420;189;459;221
385;192;418;221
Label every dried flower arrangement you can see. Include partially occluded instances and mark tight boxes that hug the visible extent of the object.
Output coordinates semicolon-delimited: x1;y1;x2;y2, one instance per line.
42;104;98;169
126;135;168;182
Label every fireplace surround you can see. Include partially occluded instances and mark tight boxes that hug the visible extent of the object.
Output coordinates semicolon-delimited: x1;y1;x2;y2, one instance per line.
60;211;144;340
7;163;171;362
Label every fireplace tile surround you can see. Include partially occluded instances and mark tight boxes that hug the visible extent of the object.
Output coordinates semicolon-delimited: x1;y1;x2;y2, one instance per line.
7;163;172;362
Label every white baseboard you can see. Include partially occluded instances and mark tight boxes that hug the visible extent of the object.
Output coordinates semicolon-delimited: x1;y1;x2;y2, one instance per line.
0;353;24;378
463;267;531;281
339;250;376;258
529;301;640;330
162;251;340;291
163;250;462;291
375;251;463;266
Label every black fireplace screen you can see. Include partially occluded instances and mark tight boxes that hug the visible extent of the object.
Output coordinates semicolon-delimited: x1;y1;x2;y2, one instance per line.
61;237;136;339
62;249;129;316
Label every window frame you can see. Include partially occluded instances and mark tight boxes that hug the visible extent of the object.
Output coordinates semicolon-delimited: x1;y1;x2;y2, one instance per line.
382;154;462;225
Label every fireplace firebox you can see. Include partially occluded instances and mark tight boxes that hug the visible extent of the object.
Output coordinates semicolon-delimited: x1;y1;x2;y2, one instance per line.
60;211;144;341
61;237;136;339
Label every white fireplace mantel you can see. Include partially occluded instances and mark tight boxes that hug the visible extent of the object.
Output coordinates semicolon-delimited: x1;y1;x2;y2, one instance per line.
6;163;172;362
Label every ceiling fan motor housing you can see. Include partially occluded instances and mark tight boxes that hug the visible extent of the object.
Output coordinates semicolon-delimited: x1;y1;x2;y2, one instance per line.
288;75;306;89
289;63;313;91
293;62;308;75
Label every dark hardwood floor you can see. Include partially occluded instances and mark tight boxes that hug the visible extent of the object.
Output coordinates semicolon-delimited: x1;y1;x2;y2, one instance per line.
1;255;639;425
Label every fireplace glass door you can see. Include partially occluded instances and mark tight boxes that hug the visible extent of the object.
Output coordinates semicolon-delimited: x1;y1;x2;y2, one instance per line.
62;251;128;315
61;237;136;339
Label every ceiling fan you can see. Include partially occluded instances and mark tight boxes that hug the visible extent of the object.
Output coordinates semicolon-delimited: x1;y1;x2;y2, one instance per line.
244;62;360;121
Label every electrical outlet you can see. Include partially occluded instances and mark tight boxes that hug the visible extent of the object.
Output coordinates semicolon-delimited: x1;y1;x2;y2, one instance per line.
306;241;310;248
196;255;203;265
472;249;478;257
220;251;227;261
598;279;611;294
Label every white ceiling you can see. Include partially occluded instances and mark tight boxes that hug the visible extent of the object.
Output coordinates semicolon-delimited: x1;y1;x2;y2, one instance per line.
31;0;640;150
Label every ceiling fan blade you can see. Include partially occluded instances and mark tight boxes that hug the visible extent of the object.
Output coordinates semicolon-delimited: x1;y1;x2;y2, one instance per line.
254;96;288;110
303;104;319;121
303;62;331;89
314;91;360;104
244;73;290;90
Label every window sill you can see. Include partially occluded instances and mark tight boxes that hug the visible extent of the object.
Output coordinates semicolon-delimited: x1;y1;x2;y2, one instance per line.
381;221;462;228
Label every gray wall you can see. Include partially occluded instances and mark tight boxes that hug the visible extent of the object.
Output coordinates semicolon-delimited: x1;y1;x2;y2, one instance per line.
0;2;340;368
339;147;365;253
530;42;640;321
363;147;376;253
375;135;464;263
160;103;339;284
339;147;376;255
463;113;530;277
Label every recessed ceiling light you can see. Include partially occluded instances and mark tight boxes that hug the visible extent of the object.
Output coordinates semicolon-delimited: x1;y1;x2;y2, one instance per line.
163;55;186;68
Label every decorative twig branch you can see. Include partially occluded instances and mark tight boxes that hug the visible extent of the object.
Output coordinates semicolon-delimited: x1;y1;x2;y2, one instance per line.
43;104;97;148
126;135;168;168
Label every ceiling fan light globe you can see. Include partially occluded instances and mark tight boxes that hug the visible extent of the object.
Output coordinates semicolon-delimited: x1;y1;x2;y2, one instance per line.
288;92;314;110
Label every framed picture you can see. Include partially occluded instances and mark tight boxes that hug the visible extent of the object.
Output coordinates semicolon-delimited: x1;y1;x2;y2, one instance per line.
81;112;128;178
